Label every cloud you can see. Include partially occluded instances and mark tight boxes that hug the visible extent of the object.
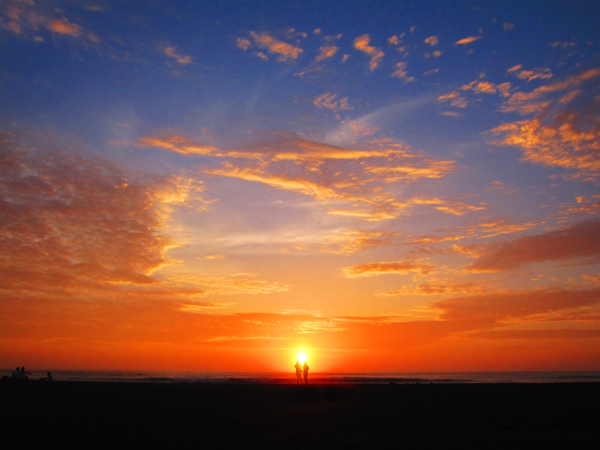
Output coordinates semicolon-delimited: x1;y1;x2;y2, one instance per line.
203;165;347;202
491;69;600;176
459;219;600;272
315;44;338;62
167;273;290;295
314;92;352;111
354;34;384;70
549;41;576;49
431;288;600;323
0;2;99;43
391;62;415;82
387;35;400;45
503;22;515;31
290;230;401;254
236;37;251;50
439;111;463;117
485;181;517;195
47;19;80;35
163;46;192;65
379;282;486;296
424;36;438;46
246;31;303;61
343;261;433;278
125;135;218;156
506;66;553;82
411;197;486;216
364;160;456;182
473;329;600;339
472;81;497;94
455;36;480;45
0;130;207;300
438;92;469;108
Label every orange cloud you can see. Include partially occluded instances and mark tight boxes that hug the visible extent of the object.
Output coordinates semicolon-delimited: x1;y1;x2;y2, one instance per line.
424;35;438;46
485;181;517;195
354;34;384;70
127;135;218;156
47;19;80;35
432;288;600;323
474;329;600;339
391;62;415;82
236;37;251;50
248;31;303;61
0;131;205;300
203;165;346;202
315;44;338;62
379;282;486;296
365;160;456;182
439;92;469;108
314;92;352;111
167;274;291;295
411;197;486;216
343;261;433;278
491;69;600;175
455;36;480;45
460;219;600;272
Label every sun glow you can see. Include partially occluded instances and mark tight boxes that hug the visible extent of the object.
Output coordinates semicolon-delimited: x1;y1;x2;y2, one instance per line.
297;351;307;364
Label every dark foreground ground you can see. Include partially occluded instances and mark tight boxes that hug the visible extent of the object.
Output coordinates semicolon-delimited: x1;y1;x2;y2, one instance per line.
2;381;599;449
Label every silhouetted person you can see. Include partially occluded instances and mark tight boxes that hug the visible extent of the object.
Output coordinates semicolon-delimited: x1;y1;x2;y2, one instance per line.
40;372;53;381
10;367;20;380
294;361;302;384
303;361;309;384
19;367;31;381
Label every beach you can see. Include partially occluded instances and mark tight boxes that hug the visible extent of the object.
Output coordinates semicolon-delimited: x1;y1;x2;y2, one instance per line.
3;381;599;448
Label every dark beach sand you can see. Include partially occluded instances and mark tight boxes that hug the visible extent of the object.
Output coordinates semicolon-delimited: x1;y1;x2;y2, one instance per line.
2;381;599;448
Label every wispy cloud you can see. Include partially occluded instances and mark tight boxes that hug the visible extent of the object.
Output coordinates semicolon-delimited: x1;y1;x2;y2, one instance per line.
163;46;193;65
343;261;433;278
379;281;486;296
167;273;291;295
455;35;481;45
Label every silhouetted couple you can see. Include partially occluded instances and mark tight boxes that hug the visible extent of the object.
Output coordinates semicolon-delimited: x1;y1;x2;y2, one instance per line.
10;367;31;381
294;361;309;384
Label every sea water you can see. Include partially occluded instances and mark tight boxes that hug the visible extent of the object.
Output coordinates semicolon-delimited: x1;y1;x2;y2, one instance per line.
3;370;600;384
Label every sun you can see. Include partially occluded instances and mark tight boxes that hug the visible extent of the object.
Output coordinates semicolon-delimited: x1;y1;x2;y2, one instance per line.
297;351;307;364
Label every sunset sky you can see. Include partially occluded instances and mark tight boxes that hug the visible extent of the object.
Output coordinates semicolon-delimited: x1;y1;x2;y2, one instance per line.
2;0;600;373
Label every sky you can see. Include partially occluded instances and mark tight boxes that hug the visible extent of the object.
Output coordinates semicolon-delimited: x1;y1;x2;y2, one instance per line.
1;0;600;373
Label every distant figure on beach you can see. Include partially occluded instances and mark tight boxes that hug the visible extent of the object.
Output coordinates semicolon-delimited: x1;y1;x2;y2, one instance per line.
10;367;20;380
294;361;302;384
303;361;309;384
19;367;31;381
41;372;53;381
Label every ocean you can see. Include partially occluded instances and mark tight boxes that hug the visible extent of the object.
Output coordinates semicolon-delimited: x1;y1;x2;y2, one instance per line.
4;369;600;384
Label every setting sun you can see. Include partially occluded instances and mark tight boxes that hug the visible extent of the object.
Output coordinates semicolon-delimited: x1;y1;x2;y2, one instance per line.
297;352;307;364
